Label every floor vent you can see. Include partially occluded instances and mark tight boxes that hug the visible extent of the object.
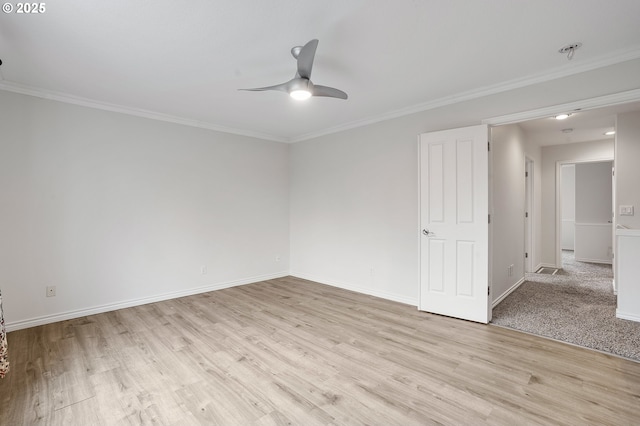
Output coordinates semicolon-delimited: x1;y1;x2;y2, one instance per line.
536;267;559;275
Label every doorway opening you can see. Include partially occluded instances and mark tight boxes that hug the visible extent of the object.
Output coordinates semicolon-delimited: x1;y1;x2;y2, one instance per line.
557;160;614;271
487;98;640;361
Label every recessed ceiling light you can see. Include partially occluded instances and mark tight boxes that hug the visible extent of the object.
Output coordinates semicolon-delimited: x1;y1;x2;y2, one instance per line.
555;113;571;120
604;130;616;136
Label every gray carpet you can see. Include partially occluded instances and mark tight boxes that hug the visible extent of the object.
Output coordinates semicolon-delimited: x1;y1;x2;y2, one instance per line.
491;251;640;362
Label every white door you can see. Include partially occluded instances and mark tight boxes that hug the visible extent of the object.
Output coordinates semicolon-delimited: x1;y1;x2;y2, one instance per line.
419;124;490;323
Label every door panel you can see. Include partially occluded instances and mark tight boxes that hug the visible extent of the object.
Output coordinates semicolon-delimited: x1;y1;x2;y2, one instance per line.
419;125;490;323
428;143;445;222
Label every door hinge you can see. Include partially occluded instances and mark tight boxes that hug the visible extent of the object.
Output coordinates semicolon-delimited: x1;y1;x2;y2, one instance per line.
488;141;490;151
488;214;491;224
525;212;529;218
525;253;528;258
525;171;528;177
488;287;491;296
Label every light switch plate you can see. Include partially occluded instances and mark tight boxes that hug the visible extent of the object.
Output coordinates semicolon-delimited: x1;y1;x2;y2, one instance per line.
620;205;634;216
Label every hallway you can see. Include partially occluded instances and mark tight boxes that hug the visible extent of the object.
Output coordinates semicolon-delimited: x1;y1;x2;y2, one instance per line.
492;251;640;362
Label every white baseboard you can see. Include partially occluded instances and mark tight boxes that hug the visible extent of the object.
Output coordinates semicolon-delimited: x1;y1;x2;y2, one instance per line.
492;277;526;308
616;310;640;323
5;271;289;332
290;271;418;307
574;257;613;265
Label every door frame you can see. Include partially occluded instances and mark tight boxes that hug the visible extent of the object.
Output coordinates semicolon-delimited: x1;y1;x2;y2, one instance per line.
418;125;490;323
555;158;614;267
524;157;534;273
612;165;617;293
483;89;640;269
482;89;640;128
417;89;640;321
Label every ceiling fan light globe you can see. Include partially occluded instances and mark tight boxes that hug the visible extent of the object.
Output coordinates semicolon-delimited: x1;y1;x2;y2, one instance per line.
290;90;312;100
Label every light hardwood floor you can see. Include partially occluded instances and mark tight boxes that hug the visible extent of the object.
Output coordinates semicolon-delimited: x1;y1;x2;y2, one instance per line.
1;276;640;425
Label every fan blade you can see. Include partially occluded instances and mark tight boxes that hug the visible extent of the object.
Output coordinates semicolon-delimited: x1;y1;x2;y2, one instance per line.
297;39;318;79
239;81;290;92
313;85;348;100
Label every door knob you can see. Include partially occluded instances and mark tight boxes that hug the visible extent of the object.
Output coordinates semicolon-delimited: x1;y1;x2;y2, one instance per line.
422;229;432;236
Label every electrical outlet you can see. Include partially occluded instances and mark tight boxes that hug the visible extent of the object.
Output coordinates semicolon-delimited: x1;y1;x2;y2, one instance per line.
46;286;56;297
200;265;207;275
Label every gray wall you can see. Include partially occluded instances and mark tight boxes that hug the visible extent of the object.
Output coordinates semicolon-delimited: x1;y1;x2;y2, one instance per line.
615;110;640;320
574;161;613;263
575;162;613;223
616;110;640;229
540;140;614;267
0;91;290;329
524;139;543;273
561;164;576;250
2;58;640;328
291;60;640;303
490;124;526;303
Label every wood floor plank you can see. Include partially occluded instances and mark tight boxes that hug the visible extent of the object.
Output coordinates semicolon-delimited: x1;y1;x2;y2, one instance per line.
2;276;640;425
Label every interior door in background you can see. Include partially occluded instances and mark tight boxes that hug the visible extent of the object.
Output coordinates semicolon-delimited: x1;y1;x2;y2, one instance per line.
419;124;490;324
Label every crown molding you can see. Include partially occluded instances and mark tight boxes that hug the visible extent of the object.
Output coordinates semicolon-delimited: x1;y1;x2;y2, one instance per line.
482;89;640;126
2;46;640;144
290;46;640;142
0;81;287;143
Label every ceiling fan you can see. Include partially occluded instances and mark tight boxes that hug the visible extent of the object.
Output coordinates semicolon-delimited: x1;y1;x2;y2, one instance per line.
240;39;348;101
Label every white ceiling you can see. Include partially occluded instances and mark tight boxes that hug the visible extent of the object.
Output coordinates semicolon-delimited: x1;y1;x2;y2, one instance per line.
517;101;640;147
1;0;640;142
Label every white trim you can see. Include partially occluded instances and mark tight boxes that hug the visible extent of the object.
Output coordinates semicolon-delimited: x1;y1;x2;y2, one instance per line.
290;272;418;307
556;162;563;268
575;222;613;227
555;158;614;268
538;262;559;269
492;277;526;308
292;52;640;142
487;127;494;322
524;157;534;273
616;310;640;323
3;47;640;144
616;228;640;237
0;81;288;143
417;135;424;310
483;89;640;126
574;257;612;265
5;272;289;332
